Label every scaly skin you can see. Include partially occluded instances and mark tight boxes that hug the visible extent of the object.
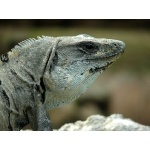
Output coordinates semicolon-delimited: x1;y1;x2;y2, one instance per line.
0;34;125;130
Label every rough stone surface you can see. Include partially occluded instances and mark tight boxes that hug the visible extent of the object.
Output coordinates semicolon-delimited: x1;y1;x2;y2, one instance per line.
58;114;150;131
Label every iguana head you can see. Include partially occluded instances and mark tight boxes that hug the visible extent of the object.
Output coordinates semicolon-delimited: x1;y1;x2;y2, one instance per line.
43;34;125;109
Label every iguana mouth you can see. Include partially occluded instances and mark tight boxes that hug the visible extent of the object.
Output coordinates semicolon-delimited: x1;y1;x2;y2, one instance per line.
87;51;123;74
88;50;124;61
101;51;124;60
89;62;113;73
73;50;124;65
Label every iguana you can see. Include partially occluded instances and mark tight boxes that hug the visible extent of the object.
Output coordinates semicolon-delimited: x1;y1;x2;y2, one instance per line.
0;34;125;131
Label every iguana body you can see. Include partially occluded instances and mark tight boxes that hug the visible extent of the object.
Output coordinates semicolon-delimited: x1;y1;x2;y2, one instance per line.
0;34;125;130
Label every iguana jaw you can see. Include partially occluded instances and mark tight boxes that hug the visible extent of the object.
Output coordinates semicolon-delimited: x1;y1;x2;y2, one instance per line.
86;48;124;74
84;40;125;73
89;62;113;73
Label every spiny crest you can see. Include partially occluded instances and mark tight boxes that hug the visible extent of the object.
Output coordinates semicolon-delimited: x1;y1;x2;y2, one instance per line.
10;35;49;51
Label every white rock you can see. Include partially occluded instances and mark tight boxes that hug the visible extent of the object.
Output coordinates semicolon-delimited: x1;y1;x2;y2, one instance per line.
58;114;150;131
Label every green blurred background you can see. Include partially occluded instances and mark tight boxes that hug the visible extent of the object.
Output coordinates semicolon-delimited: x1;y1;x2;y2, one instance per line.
0;20;150;129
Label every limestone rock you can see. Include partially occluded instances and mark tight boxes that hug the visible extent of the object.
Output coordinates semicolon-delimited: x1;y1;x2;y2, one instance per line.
58;114;150;131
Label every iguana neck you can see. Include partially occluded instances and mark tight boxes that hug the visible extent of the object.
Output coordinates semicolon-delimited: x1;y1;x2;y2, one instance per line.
1;36;56;83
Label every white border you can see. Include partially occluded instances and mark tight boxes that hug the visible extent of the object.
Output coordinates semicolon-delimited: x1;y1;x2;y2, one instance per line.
0;132;150;150
0;0;149;19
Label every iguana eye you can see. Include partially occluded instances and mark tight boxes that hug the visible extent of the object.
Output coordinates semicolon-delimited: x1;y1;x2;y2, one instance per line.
78;42;98;53
84;43;95;50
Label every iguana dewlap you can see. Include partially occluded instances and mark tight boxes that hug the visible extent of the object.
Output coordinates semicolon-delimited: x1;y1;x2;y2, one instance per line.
0;34;125;130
